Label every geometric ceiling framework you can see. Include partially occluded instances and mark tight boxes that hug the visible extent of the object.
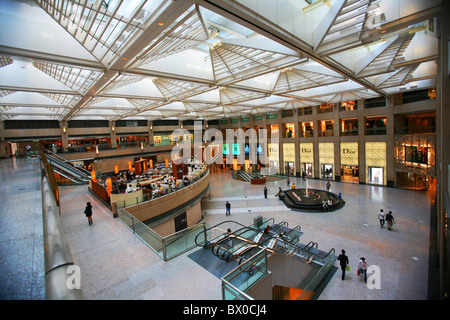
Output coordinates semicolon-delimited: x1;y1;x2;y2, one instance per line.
0;0;441;121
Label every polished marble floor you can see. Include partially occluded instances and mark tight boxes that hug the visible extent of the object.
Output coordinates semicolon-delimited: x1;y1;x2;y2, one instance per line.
0;158;434;300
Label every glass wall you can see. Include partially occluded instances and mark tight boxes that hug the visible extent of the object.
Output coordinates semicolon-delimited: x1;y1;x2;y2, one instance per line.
283;123;295;138
300;121;314;137
340;100;357;111
365;116;386;135
340;118;358;136
317;103;334;114
318;120;334;136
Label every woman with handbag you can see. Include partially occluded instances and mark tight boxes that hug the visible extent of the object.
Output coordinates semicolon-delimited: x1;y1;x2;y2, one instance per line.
84;202;93;225
357;257;368;282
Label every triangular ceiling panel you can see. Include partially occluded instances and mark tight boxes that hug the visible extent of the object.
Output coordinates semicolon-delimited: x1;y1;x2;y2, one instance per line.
32;61;103;95
131;6;212;68
272;66;346;94
127;98;167;111
103;77;164;98
377;63;420;89
219;87;268;105
153;77;212;101
40;93;82;107
0;62;75;93
0;91;62;106
355;33;415;77
184;102;217;112
34;0;155;66
210;38;303;85
102;74;146;93
313;0;381;55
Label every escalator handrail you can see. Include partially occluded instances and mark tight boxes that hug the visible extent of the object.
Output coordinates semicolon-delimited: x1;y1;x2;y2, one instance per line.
51;164;90;183
45;151;92;176
46;155;90;180
194;219;267;247
53;168;86;184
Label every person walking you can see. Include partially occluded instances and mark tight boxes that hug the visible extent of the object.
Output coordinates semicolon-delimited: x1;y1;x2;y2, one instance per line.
386;211;395;230
84;202;93;225
225;201;231;216
377;209;385;228
337;250;349;280
326;180;331;191
302;171;306;181
264;186;268;198
357;257;369;282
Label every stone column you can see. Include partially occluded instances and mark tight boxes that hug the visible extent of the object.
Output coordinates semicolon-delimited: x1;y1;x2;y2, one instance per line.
333;103;341;181
386;96;395;187
312;106;319;179
60;120;68;152
293;108;300;176
148;121;154;145
358;100;366;184
110;120;117;148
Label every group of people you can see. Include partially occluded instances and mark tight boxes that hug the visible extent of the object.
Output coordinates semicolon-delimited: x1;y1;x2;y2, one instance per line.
322;199;334;211
377;209;396;230
337;250;370;283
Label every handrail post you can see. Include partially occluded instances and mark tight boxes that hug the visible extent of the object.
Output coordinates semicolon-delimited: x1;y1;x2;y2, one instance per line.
162;238;167;261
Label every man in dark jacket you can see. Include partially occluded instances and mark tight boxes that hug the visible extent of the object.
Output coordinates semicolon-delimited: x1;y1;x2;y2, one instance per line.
337;249;349;280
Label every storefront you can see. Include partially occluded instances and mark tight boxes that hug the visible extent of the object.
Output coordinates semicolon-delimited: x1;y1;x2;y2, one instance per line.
365;142;386;185
283;143;296;175
393;134;436;189
340;142;359;183
268;143;279;174
299;143;314;177
319;142;334;179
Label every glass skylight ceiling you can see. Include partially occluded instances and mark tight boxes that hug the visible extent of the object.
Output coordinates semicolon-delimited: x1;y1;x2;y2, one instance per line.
0;0;440;121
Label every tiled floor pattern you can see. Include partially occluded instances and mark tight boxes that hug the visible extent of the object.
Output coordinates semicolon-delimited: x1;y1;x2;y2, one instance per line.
0;158;433;300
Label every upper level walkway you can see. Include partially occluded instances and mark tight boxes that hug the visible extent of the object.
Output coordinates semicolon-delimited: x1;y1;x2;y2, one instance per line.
0;156;435;300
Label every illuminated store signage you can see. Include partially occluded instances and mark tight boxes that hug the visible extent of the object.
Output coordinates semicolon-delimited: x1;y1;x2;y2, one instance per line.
300;143;314;177
340;142;358;166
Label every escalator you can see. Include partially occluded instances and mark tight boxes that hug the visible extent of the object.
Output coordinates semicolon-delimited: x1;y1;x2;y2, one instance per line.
237;171;252;182
44;151;91;184
212;227;263;262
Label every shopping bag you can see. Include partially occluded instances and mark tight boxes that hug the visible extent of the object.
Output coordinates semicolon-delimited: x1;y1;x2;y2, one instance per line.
357;268;360;276
346;265;350;272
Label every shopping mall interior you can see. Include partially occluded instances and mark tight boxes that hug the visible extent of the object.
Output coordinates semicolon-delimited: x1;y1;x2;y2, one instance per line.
0;0;448;305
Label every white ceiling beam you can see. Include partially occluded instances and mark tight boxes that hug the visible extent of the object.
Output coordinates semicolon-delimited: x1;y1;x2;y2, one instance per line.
312;0;347;52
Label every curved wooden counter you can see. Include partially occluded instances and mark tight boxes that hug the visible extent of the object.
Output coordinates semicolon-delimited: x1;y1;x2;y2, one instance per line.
124;171;210;224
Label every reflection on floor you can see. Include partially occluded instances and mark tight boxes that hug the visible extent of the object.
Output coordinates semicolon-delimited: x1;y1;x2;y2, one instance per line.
0;159;435;300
